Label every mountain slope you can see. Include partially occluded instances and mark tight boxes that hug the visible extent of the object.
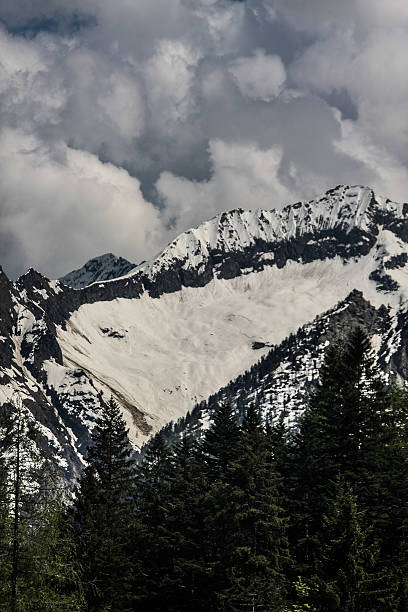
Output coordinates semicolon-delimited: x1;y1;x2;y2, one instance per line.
158;290;397;444
2;184;408;476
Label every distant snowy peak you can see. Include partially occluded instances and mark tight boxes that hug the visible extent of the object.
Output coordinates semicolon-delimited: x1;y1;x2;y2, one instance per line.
59;253;136;289
138;185;406;280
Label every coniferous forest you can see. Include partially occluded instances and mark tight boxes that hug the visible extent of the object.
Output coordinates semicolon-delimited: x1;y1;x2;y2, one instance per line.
1;328;408;611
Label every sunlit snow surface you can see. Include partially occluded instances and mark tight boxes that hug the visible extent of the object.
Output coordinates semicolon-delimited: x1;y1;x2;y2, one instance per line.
117;185;403;283
8;184;408;460
56;246;403;444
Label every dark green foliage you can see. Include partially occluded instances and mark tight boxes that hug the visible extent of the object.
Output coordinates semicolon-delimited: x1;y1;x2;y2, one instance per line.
73;397;136;611
18;497;84;611
218;405;289;611
196;403;244;610
288;328;408;610
0;434;10;608
0;398;84;611
200;403;241;478
165;435;210;612
313;479;377;612
2;328;408;611
134;432;175;609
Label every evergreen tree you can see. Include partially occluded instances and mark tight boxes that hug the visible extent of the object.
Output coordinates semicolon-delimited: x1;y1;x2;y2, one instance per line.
200;403;241;479
289;341;346;572
313;479;377;612
73;397;136;611
373;384;408;610
291;331;383;566
289;328;408;607
20;491;85;611
1;397;38;612
218;405;289;612
134;432;174;610
0;397;83;611
0;429;10;607
266;417;288;469
196;403;242;610
266;417;293;520
165;435;210;612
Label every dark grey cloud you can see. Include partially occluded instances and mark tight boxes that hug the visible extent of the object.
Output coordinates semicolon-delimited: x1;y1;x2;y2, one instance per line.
0;0;407;278
4;13;96;38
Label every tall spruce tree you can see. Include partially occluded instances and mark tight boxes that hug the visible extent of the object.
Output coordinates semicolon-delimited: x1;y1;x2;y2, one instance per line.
313;478;377;612
73;397;136;611
218;405;289;612
289;328;408;608
197;403;242;610
164;435;210;612
22;489;85;612
289;341;346;572
0;426;10;608
200;403;241;479
134;432;174;610
373;384;408;610
0;397;39;611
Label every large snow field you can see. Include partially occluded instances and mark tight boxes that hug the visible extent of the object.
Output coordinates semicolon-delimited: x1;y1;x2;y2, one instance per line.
55;247;399;444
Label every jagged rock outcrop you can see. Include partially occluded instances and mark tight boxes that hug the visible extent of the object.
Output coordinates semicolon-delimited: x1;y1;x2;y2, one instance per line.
59;253;136;289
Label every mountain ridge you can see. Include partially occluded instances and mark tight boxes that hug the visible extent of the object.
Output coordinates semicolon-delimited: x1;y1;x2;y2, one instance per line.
2;183;408;477
57;184;406;293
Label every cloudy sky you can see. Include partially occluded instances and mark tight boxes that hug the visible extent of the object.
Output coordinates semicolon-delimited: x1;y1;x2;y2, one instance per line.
1;0;407;278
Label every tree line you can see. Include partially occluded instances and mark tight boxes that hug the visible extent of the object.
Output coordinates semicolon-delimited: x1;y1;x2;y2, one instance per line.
1;328;408;611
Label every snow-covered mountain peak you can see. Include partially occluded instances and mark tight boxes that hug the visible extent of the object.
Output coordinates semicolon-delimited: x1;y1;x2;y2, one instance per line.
137;185;403;281
3;183;408;476
59;253;136;289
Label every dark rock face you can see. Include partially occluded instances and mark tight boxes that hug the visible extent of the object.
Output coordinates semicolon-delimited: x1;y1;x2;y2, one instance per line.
15;187;405;334
59;253;136;289
385;253;408;270
0;267;93;479
56;227;373;311
387;219;408;243
20;323;64;374
252;341;268;350
213;226;375;278
369;270;400;293
100;327;126;339
0;266;17;369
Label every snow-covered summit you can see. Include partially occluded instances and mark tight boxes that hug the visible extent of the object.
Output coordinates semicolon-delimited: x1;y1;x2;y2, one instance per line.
136;185;404;280
55;185;405;292
60;253;136;289
3;183;408;477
